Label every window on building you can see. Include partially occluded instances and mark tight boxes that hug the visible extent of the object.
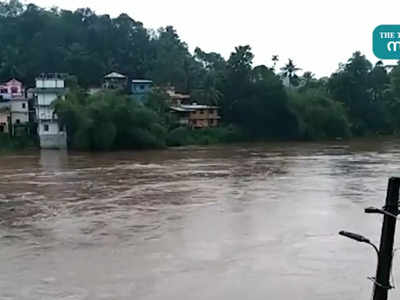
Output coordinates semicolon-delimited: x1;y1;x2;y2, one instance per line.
16;119;20;124
60;126;64;132
11;87;18;94
200;110;204;114
44;124;49;132
139;85;145;90
22;103;26;109
0;89;7;94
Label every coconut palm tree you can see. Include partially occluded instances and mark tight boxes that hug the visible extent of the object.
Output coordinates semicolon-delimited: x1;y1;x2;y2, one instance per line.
280;59;301;88
272;55;279;71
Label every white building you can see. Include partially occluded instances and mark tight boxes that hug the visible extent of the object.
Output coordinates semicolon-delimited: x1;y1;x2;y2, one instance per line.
33;73;67;149
11;99;29;125
10;97;30;136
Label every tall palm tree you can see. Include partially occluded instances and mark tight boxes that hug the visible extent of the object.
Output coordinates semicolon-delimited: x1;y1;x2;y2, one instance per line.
272;55;279;71
280;59;301;87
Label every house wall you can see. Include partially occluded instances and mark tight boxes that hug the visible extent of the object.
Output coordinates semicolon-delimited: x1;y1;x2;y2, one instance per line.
190;119;209;128
189;119;218;128
0;80;24;100
131;83;153;101
38;121;66;148
0;111;9;133
11;112;29;124
36;106;55;121
208;109;219;119
39;132;67;149
189;109;219;119
38;122;63;135
11;100;28;113
189;108;220;128
36;79;64;89
104;78;127;90
37;93;58;106
132;83;152;94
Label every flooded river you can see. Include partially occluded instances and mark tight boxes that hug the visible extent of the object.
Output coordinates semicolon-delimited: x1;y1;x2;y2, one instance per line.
1;139;400;299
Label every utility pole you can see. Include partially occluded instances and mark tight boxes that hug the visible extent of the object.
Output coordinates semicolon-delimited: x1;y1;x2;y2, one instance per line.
339;177;400;300
372;177;400;300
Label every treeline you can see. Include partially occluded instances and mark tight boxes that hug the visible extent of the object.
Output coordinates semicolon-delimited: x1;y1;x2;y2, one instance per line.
2;0;400;150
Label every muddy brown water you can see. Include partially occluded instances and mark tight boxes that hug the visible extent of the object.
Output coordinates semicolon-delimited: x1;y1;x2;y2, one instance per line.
1;139;400;299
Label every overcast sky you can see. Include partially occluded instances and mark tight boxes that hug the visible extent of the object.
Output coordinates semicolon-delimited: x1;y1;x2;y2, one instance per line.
27;0;399;77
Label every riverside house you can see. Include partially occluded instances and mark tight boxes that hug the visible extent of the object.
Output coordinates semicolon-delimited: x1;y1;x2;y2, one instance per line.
170;103;220;128
131;79;153;102
100;73;153;102
33;73;67;149
103;72;128;90
0;79;31;135
166;87;191;106
0;79;24;101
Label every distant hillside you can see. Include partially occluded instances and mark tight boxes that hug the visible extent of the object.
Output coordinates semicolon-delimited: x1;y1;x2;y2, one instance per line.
0;0;210;91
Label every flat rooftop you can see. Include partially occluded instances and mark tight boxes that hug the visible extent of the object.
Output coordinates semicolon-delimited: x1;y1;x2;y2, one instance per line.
36;73;67;79
132;80;153;84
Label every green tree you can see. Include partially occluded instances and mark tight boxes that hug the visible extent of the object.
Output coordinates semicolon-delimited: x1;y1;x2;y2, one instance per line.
369;61;390;102
54;90;166;150
149;26;200;92
193;47;226;105
289;90;350;140
222;45;254;123
328;51;389;135
383;63;400;132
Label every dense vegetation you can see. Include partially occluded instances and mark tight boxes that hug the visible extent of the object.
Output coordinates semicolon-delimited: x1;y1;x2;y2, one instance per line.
54;90;167;150
0;133;36;151
2;0;400;150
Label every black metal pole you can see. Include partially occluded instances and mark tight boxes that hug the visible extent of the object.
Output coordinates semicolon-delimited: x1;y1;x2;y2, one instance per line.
372;177;400;300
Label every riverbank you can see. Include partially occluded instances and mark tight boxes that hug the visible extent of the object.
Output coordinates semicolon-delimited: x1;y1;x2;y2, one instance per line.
2;129;398;153
165;125;248;147
0;134;38;152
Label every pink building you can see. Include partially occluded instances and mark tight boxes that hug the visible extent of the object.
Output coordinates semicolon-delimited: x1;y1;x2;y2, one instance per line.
0;79;24;100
